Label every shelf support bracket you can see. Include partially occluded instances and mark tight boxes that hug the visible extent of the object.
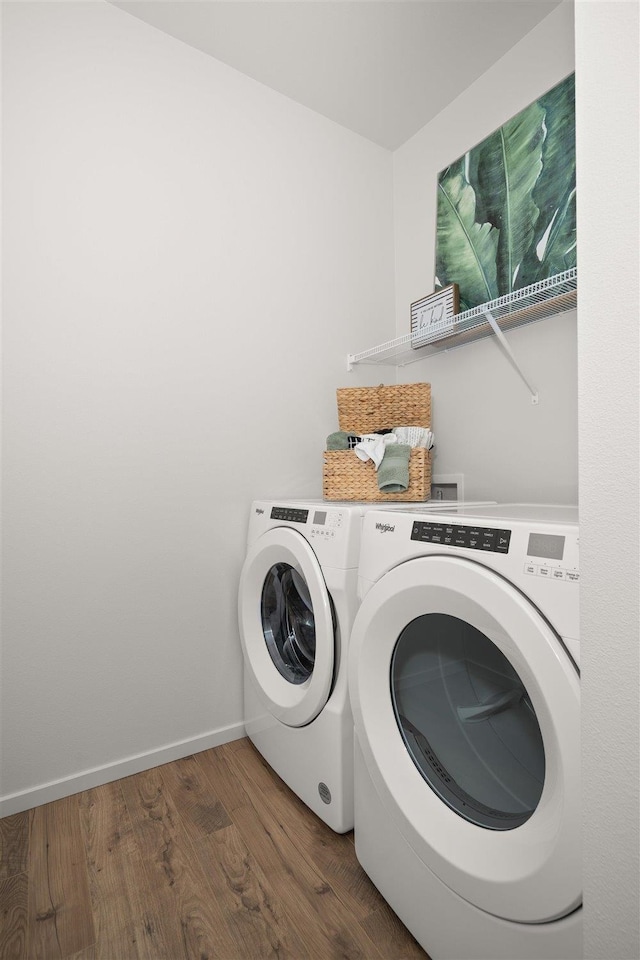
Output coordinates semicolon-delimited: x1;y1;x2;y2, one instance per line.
346;353;356;372
484;310;539;404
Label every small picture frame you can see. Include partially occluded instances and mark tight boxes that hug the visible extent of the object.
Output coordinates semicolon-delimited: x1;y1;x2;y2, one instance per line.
410;284;459;348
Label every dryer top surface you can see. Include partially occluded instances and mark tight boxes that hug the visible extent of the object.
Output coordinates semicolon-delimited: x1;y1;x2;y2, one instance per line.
377;503;578;525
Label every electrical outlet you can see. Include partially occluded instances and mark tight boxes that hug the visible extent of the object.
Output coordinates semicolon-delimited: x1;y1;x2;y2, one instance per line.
431;473;464;502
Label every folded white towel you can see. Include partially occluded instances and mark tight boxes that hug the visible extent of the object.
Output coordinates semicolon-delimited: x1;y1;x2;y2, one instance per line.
354;433;398;470
393;426;434;449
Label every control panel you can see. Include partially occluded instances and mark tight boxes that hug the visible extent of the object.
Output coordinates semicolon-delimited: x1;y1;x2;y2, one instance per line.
411;521;511;554
270;506;346;541
310;509;344;541
271;507;309;523
408;516;579;584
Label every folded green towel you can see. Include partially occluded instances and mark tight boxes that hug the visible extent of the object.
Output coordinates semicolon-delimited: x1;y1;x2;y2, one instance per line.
377;444;411;492
326;431;350;450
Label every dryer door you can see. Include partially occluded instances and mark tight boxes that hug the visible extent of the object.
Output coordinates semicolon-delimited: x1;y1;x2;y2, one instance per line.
349;555;580;924
239;527;335;727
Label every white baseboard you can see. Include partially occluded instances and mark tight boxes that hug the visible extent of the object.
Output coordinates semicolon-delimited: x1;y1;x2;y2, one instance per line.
0;722;247;818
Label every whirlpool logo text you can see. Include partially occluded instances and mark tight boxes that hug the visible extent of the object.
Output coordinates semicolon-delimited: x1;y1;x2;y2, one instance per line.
375;522;396;533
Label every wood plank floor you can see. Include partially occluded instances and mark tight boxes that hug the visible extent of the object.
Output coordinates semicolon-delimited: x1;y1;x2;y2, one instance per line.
0;738;428;960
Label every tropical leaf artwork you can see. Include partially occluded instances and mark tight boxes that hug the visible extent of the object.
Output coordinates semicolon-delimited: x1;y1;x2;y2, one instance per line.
435;73;576;311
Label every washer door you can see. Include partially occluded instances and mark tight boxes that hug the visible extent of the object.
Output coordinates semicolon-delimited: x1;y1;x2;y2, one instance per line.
349;555;580;924
239;528;335;727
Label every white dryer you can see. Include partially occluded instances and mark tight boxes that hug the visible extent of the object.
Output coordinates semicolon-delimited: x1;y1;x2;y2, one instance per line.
348;504;581;958
238;498;494;833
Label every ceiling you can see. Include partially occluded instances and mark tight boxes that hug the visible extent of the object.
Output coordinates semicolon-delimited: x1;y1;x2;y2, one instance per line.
110;1;564;150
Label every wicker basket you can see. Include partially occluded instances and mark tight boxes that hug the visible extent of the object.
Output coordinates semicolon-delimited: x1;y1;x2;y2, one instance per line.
323;383;432;502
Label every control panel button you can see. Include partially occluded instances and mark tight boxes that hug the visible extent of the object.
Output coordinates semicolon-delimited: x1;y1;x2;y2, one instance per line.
552;568;566;580
480;530;497;550
524;563;538;575
467;528;482;549
537;566;551;577
565;570;580;582
495;530;511;553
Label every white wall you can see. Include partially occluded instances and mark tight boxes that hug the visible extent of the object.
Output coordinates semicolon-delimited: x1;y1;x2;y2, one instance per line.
392;2;577;504
575;3;640;958
0;1;395;814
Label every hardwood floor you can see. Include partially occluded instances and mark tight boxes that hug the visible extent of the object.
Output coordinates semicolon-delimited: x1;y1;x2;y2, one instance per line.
0;738;427;960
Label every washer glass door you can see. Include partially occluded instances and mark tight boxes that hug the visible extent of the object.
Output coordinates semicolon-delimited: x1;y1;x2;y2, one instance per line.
391;613;545;831
262;562;317;684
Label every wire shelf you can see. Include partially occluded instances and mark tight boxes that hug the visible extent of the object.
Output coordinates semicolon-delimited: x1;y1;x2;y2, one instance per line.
348;268;577;368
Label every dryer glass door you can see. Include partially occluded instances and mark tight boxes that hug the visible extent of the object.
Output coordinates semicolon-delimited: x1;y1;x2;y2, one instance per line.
391;613;545;831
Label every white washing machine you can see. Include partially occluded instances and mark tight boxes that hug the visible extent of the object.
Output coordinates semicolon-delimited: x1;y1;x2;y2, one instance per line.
348;504;581;958
238;498;494;833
